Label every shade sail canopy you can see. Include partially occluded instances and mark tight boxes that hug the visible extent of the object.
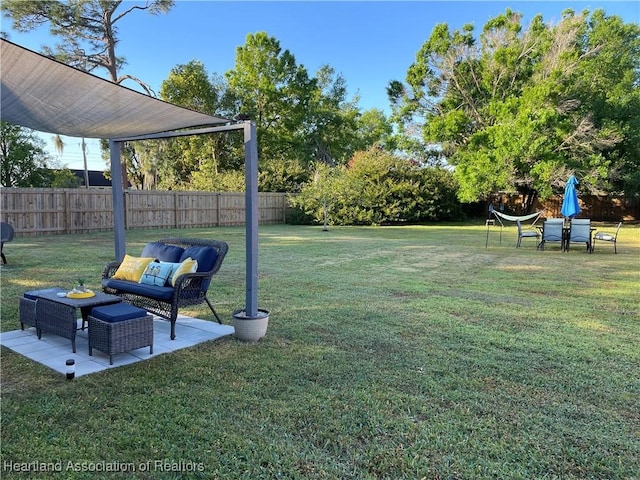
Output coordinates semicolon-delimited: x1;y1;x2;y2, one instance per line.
0;39;229;138
1;40;262;318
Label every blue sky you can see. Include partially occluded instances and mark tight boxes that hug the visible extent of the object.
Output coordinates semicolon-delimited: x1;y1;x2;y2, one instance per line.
2;0;639;170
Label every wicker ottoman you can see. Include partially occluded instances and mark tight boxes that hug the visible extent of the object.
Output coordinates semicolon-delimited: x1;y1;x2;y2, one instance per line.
88;304;153;365
20;287;65;330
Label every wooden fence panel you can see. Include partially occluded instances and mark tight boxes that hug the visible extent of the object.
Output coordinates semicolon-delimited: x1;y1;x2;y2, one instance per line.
1;189;66;235
126;191;176;230
489;194;639;221
218;193;246;226
68;190;113;233
260;193;287;224
176;191;222;228
537;195;638;221
1;188;289;237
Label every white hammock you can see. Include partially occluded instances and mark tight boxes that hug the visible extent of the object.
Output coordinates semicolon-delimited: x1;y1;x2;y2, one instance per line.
491;210;544;224
486;210;545;247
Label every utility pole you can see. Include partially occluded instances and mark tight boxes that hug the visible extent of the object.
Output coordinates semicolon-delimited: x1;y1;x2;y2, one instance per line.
81;138;89;188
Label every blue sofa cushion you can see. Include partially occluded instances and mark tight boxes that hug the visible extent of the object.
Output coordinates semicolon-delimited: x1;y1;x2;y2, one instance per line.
91;303;148;323
24;287;64;300
141;242;185;263
180;246;218;272
102;278;174;301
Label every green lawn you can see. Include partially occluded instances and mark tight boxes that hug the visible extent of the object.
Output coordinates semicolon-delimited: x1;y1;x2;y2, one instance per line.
1;223;639;479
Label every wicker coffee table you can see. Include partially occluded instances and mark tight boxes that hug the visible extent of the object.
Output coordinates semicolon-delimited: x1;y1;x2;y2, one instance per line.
33;290;122;353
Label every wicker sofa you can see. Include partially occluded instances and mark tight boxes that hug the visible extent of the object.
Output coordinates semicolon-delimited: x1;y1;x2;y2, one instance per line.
102;238;228;340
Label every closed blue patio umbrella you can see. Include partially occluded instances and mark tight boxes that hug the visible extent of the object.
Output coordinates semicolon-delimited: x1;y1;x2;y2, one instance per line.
561;175;582;219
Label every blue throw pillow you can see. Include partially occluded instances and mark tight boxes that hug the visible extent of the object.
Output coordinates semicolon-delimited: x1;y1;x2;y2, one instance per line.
158;261;181;285
139;261;174;287
141;242;185;263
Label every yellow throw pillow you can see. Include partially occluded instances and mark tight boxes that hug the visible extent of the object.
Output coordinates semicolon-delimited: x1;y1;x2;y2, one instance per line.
170;257;198;286
112;255;155;282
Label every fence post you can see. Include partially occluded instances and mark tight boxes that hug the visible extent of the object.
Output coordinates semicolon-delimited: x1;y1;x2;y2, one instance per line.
64;190;71;234
174;191;179;229
282;194;287;223
217;193;221;227
124;190;129;230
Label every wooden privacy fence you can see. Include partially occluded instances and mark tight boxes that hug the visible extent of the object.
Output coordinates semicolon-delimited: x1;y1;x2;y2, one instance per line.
2;188;636;236
1;188;289;237
488;194;639;222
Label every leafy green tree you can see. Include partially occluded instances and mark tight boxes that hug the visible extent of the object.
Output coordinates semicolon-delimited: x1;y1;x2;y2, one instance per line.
568;9;640;195
410;166;463;222
293;148;462;226
259;158;309;193
353;108;394;152
151;33;393;193
50;134;90;186
0;122;52;187
158;61;243;189
2;0;173;91
3;0;175;186
297;65;361;166
390;8;640;208
190;169;245;192
225;32;315;164
160;60;220;113
339;148;451;225
51;168;83;188
290;162;345;228
224;32;377;191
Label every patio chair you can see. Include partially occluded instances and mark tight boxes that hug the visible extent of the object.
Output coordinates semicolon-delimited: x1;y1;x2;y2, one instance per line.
516;219;540;248
1;222;15;264
539;218;564;251
592;222;622;254
566;219;592;253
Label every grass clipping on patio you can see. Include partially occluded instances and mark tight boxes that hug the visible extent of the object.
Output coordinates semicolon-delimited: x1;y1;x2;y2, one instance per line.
1;223;639;479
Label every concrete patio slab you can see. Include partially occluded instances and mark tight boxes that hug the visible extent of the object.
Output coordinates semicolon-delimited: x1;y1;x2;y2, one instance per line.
0;315;234;378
